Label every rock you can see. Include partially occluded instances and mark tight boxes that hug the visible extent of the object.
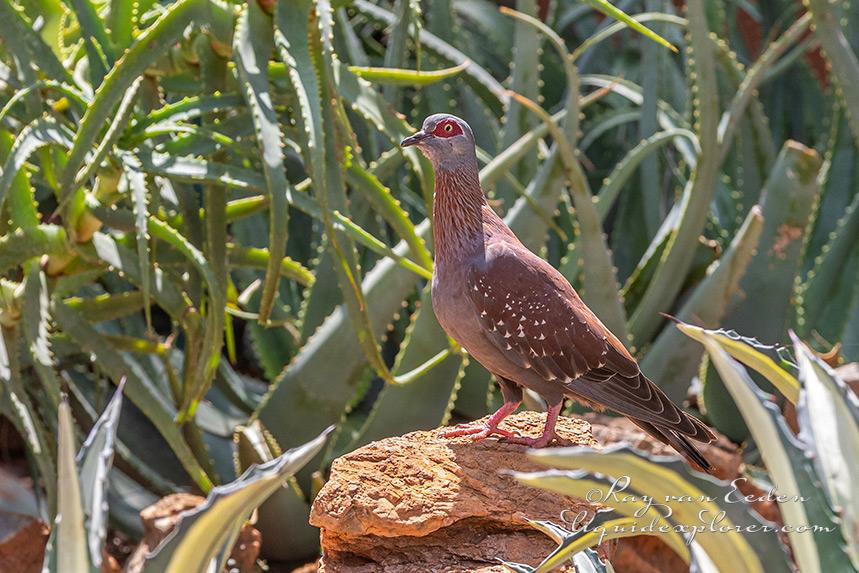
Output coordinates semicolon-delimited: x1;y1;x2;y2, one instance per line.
125;493;261;573
310;411;597;572
311;411;754;573
0;512;49;573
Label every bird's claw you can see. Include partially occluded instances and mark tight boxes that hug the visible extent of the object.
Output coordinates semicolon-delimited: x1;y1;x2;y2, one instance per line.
441;423;515;440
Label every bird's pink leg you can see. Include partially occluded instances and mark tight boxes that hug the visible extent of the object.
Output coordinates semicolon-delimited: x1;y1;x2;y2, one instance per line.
501;402;562;448
441;400;520;440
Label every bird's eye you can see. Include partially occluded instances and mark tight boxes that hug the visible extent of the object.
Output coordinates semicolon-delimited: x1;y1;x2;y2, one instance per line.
433;119;462;138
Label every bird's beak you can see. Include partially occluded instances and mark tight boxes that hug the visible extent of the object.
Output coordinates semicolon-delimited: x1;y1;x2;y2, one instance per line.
400;130;429;147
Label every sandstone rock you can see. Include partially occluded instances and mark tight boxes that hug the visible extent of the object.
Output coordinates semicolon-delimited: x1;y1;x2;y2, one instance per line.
125;493;261;573
0;512;48;573
311;411;754;573
311;411;597;572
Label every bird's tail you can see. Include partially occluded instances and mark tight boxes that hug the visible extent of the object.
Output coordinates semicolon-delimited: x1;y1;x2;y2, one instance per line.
631;419;716;474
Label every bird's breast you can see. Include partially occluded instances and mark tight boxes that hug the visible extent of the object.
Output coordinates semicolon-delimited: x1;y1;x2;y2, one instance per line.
430;264;470;341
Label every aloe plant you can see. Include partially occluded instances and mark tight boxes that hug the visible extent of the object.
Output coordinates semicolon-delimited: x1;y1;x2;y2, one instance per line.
39;379;330;572
1;0;857;566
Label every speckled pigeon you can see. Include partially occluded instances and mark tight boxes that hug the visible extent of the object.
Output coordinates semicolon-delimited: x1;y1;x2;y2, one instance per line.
401;113;716;473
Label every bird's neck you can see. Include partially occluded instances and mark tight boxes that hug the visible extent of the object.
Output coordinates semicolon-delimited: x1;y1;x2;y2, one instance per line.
432;165;486;262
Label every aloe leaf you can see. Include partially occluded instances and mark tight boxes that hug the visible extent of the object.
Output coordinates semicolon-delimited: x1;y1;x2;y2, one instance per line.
233;422;319;560
131;94;244;134
45;398;92;573
0;127;39;230
144;427;332;573
348;61;469;86
676;323;801;404
512;473;676;560
353;0;505;115
580;74;697;165
504;547;615;573
121;157;152;331
580;0;677;52
793;335;859;569
718;13;812;160
332;210;433;280
200;137;229;430
627;0;721;346
22;265;62;411
65;0;114;85
79;232;192;322
480;111;563;190
0;324;57;515
285;0;396;385
0;0;70;82
51;301;213;491
572;13;685;61
0;81;89;127
693;335;847;572
637;4;663;245
0;117;74;217
797;191;859;337
843;275;859;363
76;380;124;570
641;206;764;400
575;549;616;573
806;0;859;147
329;58;434;206
595;128;698;221
0;225;68;274
62;291;145;323
233;0;291;325
346;162;433;270
495;1;540;206
380;0;419;105
351;286;464;449
227;245;314;286
146;217;221;417
70;78;141;193
135;152;320;217
107;0;135;49
724;142;821;342
58;0;203;211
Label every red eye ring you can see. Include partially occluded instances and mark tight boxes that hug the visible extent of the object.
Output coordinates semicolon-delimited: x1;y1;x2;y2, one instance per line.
433;120;463;138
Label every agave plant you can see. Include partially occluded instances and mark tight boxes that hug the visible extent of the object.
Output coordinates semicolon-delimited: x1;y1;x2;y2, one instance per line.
37;380;330;573
1;0;857;565
509;324;858;572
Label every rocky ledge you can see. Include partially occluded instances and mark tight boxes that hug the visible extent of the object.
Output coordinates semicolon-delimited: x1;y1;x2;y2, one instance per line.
310;411;744;573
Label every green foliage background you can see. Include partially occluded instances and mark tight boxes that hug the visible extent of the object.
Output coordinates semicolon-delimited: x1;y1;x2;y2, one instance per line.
1;0;858;565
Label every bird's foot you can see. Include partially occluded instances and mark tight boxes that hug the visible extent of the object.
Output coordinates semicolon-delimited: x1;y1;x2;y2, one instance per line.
500;432;559;448
441;422;515;440
500;402;563;448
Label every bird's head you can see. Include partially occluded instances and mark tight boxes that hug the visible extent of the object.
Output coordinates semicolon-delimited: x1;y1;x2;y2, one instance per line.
400;114;476;171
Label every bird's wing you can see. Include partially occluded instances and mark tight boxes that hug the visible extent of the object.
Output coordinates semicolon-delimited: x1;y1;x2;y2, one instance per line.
467;241;713;442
